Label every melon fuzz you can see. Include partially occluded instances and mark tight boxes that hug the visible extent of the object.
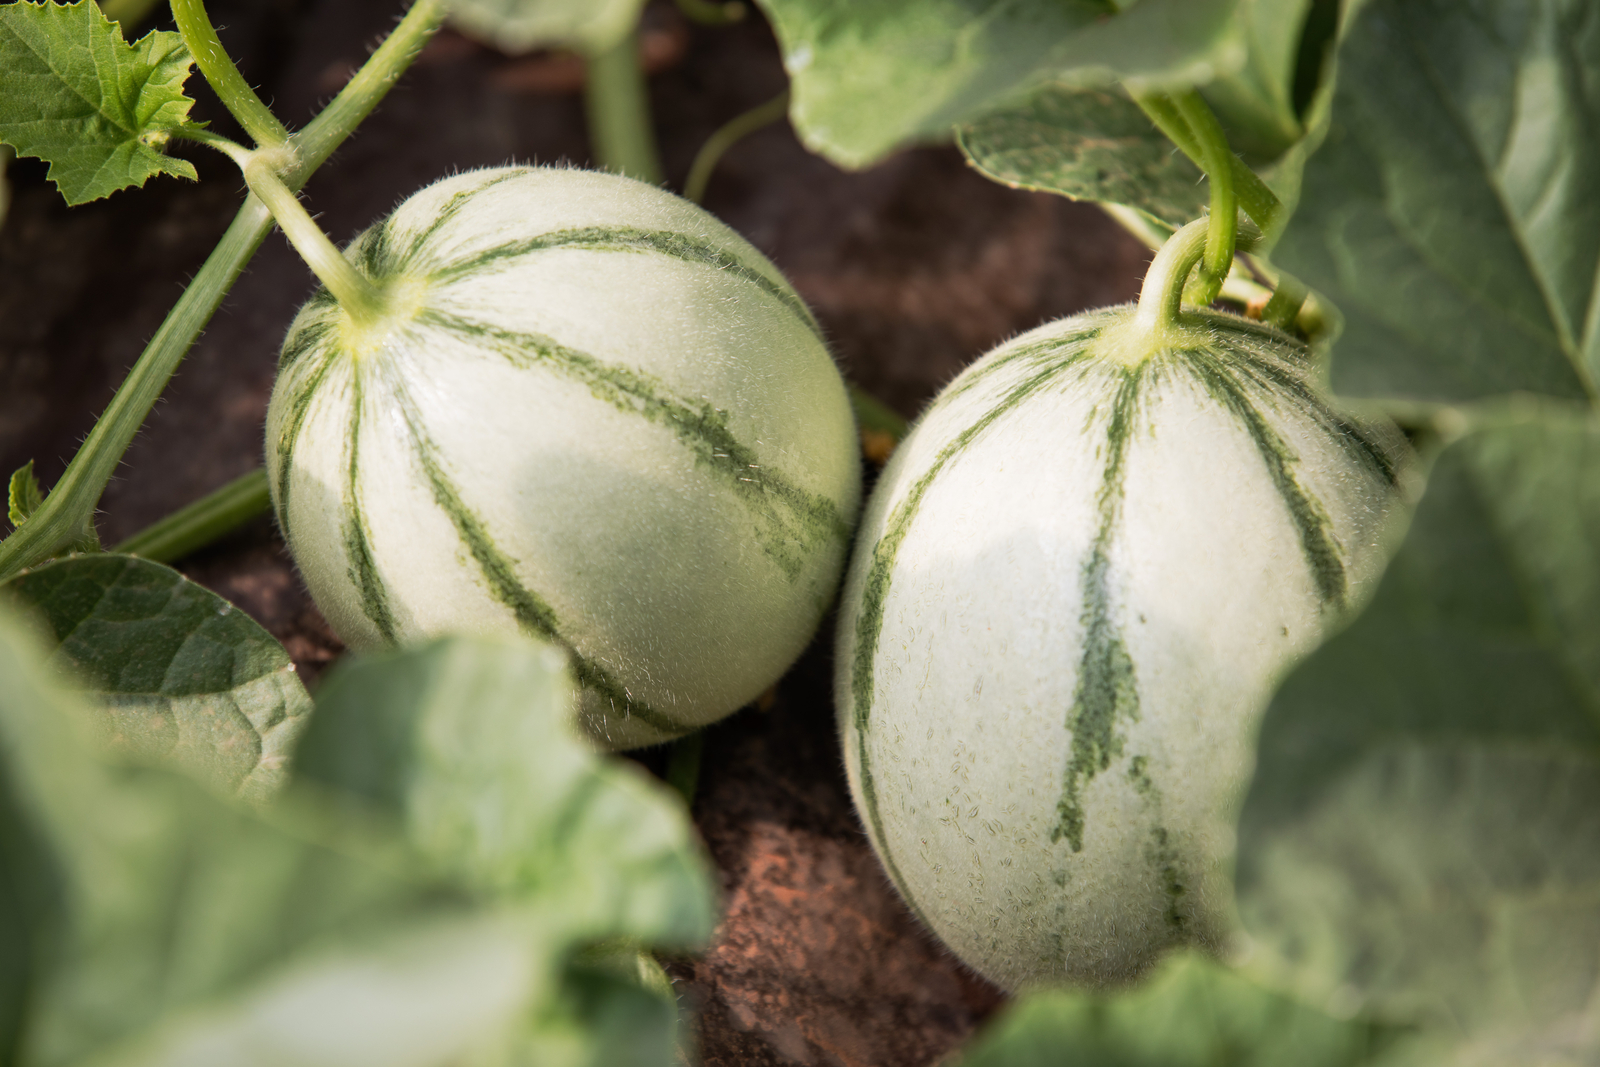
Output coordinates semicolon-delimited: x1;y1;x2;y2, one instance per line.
835;221;1407;990
267;166;860;749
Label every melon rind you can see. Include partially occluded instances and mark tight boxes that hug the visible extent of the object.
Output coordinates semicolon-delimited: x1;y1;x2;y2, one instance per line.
835;306;1405;990
267;166;860;749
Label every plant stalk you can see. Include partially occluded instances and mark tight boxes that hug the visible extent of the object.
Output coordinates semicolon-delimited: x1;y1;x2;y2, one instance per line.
1172;92;1235;306
169;0;289;147
114;467;271;563
684;89;789;204
244;159;384;327
1132;218;1211;335
1132;91;1282;238
0;0;446;582
584;31;663;184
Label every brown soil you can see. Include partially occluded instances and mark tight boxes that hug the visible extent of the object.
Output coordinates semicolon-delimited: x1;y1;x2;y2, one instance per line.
0;2;1148;1063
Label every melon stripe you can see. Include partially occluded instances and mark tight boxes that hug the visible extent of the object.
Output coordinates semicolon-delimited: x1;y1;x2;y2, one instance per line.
277;314;335;375
849;334;1104;932
1186;347;1350;608
421;309;848;580
400;169;528;267
1052;360;1149;852
270;345;339;532
340;366;399;644
1222;341;1403;488
383;367;688;737
429;225;825;343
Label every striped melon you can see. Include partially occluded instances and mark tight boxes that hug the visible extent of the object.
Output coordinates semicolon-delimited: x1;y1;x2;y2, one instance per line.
836;255;1406;988
266;166;860;749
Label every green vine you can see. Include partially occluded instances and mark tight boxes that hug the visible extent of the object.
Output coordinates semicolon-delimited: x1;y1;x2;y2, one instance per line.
0;0;447;583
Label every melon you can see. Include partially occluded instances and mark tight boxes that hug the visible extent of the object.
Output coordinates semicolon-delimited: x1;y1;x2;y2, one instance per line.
835;223;1406;989
266;166;860;749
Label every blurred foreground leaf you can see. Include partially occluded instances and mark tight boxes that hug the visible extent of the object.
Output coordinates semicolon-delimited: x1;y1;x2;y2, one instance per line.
3;554;310;804
955;952;1396;1067
294;634;716;1067
1238;406;1600;1060
0;0;197;204
753;0;1244;169
1271;0;1600;404
0;609;534;1067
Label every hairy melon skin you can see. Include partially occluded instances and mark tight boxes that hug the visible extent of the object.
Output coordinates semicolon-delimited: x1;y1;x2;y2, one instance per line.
266;166;860;749
836;306;1405;990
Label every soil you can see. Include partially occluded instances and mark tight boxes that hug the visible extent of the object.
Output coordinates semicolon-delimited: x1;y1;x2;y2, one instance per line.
0;2;1149;1063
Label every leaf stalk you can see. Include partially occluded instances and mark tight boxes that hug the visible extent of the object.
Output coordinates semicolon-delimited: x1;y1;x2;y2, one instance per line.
1173;92;1235;306
0;0;446;582
584;31;663;184
168;0;289;147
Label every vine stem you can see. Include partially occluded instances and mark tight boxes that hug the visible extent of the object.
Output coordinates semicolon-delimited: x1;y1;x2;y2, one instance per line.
684;89;789;204
169;0;289;147
0;0;446;583
1133;91;1282;236
1173;92;1235;306
114;468;270;563
245;158;385;326
1131;218;1212;337
585;30;663;184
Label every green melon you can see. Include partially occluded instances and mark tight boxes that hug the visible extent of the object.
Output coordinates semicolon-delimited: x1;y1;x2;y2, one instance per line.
266;166;860;749
836;293;1406;989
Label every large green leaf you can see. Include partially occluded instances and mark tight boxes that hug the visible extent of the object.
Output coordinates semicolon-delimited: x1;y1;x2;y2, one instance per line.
0;609;537;1067
3;555;311;805
954;952;1395;1067
956;85;1208;229
1271;0;1600;404
1236;407;1600;1059
446;0;645;54
955;0;1324;231
294;634;716;1067
753;0;1244;169
0;0;197;205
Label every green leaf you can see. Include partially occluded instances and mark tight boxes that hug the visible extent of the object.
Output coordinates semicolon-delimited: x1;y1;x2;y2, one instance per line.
7;460;42;529
0;0;198;206
0;606;536;1067
1;554;311;805
293;634;716;1067
954;952;1396;1067
957;85;1209;229
1270;0;1600;404
1236;406;1600;1056
954;0;1327;231
296;634;715;947
753;0;1244;169
446;0;647;54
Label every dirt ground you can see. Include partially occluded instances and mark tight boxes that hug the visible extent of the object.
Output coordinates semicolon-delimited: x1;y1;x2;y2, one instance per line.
0;2;1149;1063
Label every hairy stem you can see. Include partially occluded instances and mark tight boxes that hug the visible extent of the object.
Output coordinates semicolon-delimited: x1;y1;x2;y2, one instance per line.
585;31;663;184
245;160;384;326
0;0;445;582
169;0;289;147
684;89;788;204
114;468;271;563
1133;218;1211;335
0;197;273;581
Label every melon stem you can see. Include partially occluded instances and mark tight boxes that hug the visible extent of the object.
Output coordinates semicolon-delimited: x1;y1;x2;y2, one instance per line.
1132;218;1212;337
